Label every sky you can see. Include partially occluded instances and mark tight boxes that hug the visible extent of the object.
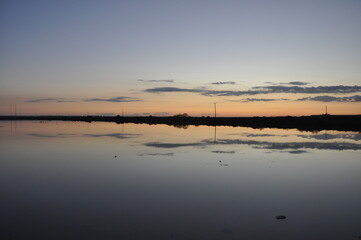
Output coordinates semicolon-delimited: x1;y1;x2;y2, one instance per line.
1;0;360;116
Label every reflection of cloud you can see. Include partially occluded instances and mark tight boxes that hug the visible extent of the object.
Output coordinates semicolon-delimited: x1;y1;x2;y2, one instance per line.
282;150;308;154
207;139;361;151
297;95;361;102
211;81;235;85
84;133;140;139
145;142;204;148
28;98;76;103
211;150;235;154
227;133;289;137
28;133;76;138
145;138;361;151
297;133;361;141
137;79;174;83
84;96;141;102
138;153;175;156
281;81;309;86
145;85;361;96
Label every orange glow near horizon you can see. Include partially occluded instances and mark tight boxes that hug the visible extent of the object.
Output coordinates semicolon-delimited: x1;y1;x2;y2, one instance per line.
1;95;360;117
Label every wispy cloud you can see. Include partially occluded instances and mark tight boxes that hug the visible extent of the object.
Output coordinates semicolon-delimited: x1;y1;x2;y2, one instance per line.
144;85;361;97
252;85;361;94
281;81;309;86
84;96;141;102
211;81;236;85
27;98;76;103
137;79;174;83
211;150;236;154
297;95;361;102
153;112;170;116
145;87;203;93
28;96;141;103
228;98;289;103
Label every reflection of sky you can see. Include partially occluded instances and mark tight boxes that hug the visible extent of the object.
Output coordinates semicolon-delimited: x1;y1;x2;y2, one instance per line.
1;121;360;239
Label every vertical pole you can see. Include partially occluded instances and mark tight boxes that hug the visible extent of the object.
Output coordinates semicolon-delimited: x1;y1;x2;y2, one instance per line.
214;103;217;118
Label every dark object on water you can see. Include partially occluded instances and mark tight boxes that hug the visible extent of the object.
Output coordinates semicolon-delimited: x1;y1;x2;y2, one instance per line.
275;215;286;220
114;155;117;158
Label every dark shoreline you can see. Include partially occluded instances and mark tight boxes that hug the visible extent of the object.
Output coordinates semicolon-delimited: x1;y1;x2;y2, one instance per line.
1;115;361;132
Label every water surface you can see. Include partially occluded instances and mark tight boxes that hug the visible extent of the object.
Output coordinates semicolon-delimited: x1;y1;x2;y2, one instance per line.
1;121;360;239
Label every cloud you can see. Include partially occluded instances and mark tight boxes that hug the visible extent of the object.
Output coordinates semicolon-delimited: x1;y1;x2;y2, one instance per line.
297;95;361;102
138;79;174;83
253;85;361;94
281;81;309;86
153;112;170;116
28;96;141;103
211;150;236;154
144;85;361;97
84;96;141;102
228;98;289;103
144;87;203;93
211;81;236;85
84;133;140;139
94;113;116;116
27;98;76;103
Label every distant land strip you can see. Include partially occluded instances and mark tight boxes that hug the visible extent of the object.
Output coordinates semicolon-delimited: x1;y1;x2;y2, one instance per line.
0;115;360;132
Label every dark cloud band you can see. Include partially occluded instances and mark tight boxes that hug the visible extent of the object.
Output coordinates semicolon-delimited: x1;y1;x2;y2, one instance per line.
84;96;141;102
145;85;361;97
297;95;361;102
27;98;76;103
211;81;236;85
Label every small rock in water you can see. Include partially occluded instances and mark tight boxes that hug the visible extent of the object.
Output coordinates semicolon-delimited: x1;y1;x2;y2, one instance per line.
275;215;286;220
114;155;117;158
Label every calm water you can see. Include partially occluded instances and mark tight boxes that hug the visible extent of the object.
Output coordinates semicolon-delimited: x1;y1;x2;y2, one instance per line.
1;121;360;240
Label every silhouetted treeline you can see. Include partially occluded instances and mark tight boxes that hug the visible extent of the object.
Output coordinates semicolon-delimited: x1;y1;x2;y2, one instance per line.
1;115;360;132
